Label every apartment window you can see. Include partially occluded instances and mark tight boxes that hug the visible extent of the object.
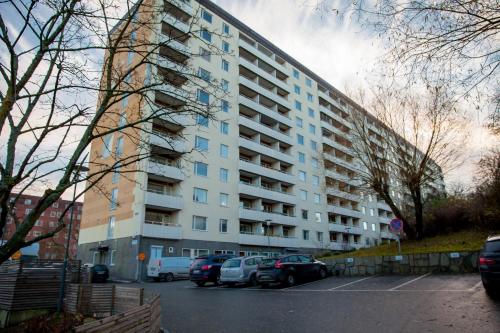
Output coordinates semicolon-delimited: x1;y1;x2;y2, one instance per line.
220;144;229;158
195;136;209;151
192;215;207;231
363;221;368;230
368;194;373;202
370;208;374;216
317;232;324;242
222;41;230;53
222;22;230;34
362;206;366;214
200;28;212;42
101;133;113;158
197;89;209;105
219;219;228;233
371;223;376;232
194;161;208;177
118;112;127;128
200;47;211;61
50;211;56;217
35;220;42;226
312;158;319;169
314;193;321;204
107;216;115;239
110;188;118;210
295;100;302;111
360;192;364;200
312;175;319;186
298;152;305;163
221;59;229;72
308;108;315;118
315;212;322;223
300;190;307;201
219;193;229;207
293;69;299;79
220;121;229;135
221;99;229;113
297;134;304;145
301;209;308;219
305;77;312;87
24;208;32;215
110;250;116;266
196;114;209;127
201;9;213;23
303;230;309;240
112;163;121;184
115;136;124;156
219;168;229;183
198;67;211;82
193;188;208;203
127;51;134;65
309;124;316;134
296;116;303;128
33;231;41;237
295;170;304;182
294;85;301;94
24;199;32;205
49;221;55;228
121;95;128;109
310;140;317;151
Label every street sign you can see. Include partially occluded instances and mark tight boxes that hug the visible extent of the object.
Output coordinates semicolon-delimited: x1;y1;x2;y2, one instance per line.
450;252;460;259
138;252;146;261
389;219;403;233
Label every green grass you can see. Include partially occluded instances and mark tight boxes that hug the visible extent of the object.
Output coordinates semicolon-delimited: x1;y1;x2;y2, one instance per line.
319;230;495;259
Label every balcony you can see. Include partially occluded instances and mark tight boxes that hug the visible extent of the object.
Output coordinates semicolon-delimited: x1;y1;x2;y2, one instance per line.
239;159;294;184
327;205;363;219
239;207;297;226
323;153;358;173
238;182;296;205
328;223;362;234
322;136;353;157
159;34;191;56
379;216;392;224
326;187;360;202
238;39;288;75
239;76;291;110
239;58;290;93
377;201;392;211
143;222;182;239
152;107;190;129
380;231;396;239
329;242;350;251
325;169;361;187
145;191;184;211
148;161;185;182
238;233;298;248
238;137;294;164
238;115;292;145
156;56;192;77
163;13;190;34
319;105;351;129
239;95;293;127
150;133;187;153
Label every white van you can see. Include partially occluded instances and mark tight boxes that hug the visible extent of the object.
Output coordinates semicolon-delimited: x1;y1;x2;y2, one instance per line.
147;257;192;282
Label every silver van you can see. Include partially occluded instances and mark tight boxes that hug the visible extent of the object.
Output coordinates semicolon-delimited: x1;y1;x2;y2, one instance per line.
147;257;192;282
220;256;265;286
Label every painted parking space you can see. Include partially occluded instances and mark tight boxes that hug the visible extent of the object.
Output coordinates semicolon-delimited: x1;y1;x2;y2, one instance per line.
396;274;481;291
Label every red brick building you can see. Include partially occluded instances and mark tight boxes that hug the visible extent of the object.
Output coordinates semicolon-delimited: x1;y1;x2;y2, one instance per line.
1;194;83;260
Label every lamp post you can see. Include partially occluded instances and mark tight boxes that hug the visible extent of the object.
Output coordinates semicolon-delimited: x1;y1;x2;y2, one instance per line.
57;165;89;313
265;219;272;257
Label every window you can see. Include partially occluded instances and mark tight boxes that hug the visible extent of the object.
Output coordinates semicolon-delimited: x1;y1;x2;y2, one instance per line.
305;77;312;87
220;121;229;135
293;69;299;79
220;80;229;93
360;192;364;200
222;22;230;34
195;136;209;151
192;216;207;231
299;170;306;182
197;89;209;105
196;114;209;127
201;9;212;23
101;133;113;158
198;67;211;82
92;252;99;265
200;47;211;61
107;216;115;239
295;100;302;111
119;112;127;128
50;211;56;217
200;28;212;42
307;93;313;102
310;140;317;151
110;250;116;266
193;188;208;203
221;99;229;113
309;124;316;134
308;108;315;118
220;144;229;158
110;188;118;210
294;85;301;94
363;221;368;230
371;223;376;232
301;209;308;219
222;41;230;53
24;199;32;205
25;208;32;214
49;221;55;228
315;212;322;223
314;193;321;204
302;230;309;240
219;168;229;183
312;158;319;169
220;193;229;207
362;206;366;214
317;232;323;242
296;116;303;128
112;163;121;184
298;152;305;163
312;175;319;186
370;208;374;216
219;219;228;233
368;194;373;202
297;134;304;145
221;59;229;72
115;136;124;156
35;220;42;226
194;161;208;176
121;94;128;109
127;51;134;65
300;190;307;201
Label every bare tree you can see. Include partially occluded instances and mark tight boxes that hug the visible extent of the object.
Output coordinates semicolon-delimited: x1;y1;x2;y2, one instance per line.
0;0;226;264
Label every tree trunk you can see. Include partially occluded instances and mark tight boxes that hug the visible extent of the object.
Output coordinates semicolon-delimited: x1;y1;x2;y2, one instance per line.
413;188;424;240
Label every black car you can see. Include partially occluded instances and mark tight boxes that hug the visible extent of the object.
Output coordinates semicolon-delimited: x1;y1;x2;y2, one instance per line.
189;254;234;286
90;264;109;283
256;254;328;287
479;235;500;295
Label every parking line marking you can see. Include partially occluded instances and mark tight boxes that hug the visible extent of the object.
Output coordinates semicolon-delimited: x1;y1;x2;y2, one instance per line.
327;276;376;290
389;273;432;291
469;281;483;291
283;289;474;292
282;279;328;291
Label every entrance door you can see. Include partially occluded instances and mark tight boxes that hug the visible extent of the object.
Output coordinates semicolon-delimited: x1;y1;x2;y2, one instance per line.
150;245;163;263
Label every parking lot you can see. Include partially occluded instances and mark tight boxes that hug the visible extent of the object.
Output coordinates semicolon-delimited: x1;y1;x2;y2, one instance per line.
133;273;500;333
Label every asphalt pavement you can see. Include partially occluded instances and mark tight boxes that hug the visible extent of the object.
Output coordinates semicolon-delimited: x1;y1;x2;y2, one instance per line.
130;274;500;333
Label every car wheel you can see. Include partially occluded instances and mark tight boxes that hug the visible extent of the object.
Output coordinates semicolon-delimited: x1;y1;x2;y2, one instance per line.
249;274;258;287
215;273;222;286
153;277;160;282
166;273;174;282
483;282;499;297
286;274;295;287
195;281;206;287
319;268;327;279
260;283;269;288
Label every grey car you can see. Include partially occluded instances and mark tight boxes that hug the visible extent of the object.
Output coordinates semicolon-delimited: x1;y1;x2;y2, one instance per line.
220;256;265;286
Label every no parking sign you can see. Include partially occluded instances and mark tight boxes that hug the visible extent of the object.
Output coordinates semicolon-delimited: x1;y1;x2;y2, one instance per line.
389;219;403;234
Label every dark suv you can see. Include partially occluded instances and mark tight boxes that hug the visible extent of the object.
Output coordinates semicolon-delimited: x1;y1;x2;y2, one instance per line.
479;235;500;295
189;254;234;286
90;264;109;283
256;254;328;287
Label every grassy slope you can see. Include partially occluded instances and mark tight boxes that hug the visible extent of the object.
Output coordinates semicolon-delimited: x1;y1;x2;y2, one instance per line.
320;230;496;259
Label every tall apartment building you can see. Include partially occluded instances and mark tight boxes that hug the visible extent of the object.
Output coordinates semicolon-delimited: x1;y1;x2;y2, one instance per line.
78;0;445;280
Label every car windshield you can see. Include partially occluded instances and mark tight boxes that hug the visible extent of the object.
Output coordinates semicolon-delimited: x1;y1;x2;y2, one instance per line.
484;240;500;252
94;265;107;271
223;259;241;268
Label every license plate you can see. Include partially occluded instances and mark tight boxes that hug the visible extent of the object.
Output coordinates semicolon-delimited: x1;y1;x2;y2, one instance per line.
193;270;200;274
97;271;105;275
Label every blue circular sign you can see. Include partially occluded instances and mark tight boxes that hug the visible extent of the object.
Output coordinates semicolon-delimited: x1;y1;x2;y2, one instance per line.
389;219;403;233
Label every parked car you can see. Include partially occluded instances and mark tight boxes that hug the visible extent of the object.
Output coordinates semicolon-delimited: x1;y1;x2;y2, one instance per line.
89;264;109;283
189;254;235;286
479;235;500;295
147;257;192;282
256;254;327;287
220;256;265;286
